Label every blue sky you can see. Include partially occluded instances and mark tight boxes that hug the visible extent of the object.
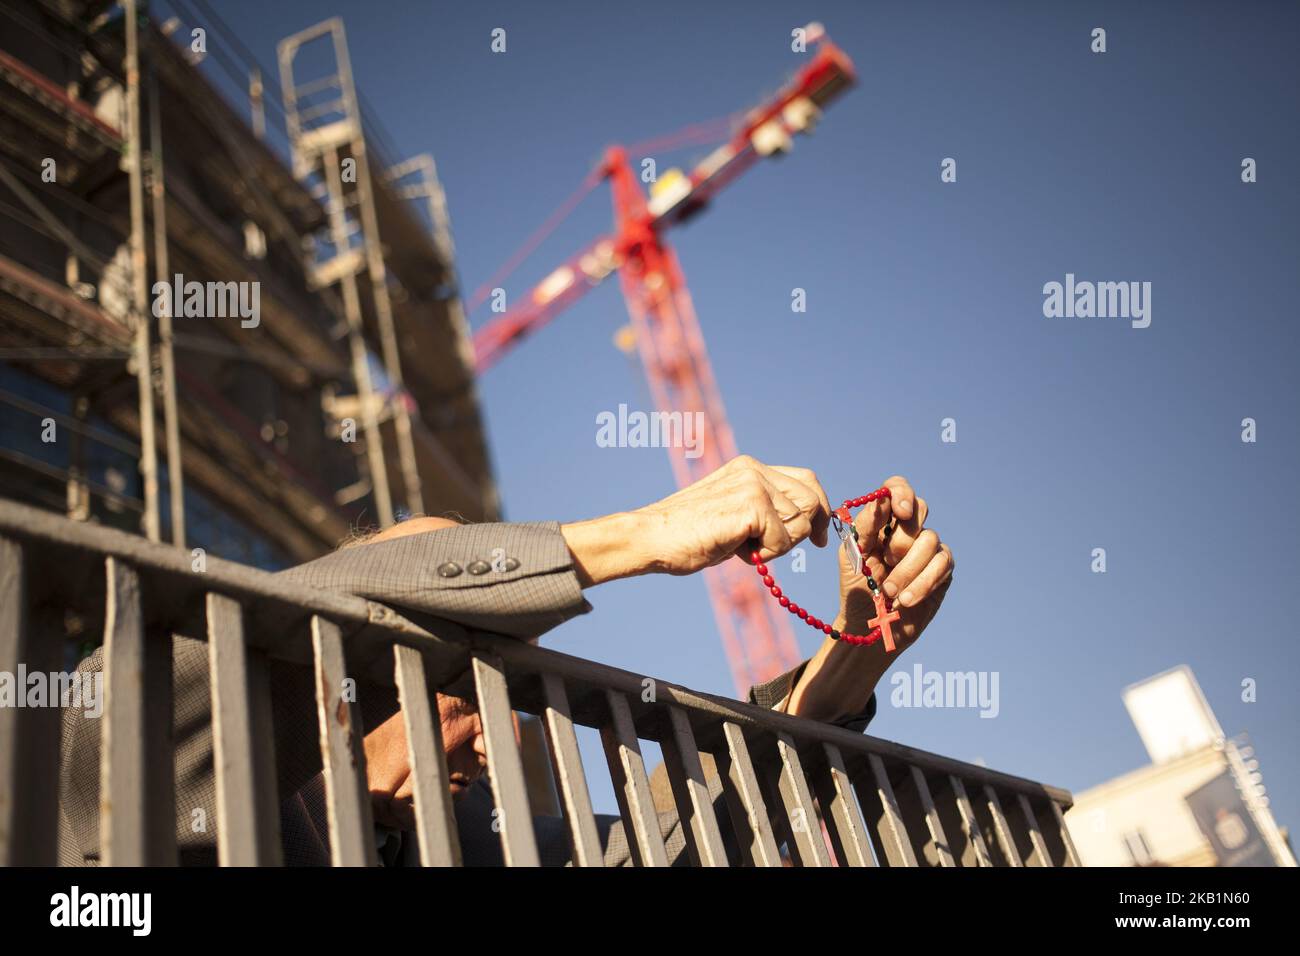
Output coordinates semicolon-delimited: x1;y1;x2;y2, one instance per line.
186;0;1300;833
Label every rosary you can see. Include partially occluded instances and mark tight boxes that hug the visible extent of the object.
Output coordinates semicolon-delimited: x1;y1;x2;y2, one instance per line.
749;486;902;651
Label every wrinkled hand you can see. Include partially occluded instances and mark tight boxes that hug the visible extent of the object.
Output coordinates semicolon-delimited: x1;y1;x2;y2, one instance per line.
784;476;953;724
836;475;954;651
633;455;832;576
363;710;418;830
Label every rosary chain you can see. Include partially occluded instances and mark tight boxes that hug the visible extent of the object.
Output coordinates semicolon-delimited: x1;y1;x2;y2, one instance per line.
750;486;895;647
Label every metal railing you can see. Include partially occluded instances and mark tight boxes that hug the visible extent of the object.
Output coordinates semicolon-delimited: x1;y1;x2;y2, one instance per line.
0;498;1080;867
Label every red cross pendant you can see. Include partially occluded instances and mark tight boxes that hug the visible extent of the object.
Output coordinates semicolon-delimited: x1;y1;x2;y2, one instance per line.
869;591;901;653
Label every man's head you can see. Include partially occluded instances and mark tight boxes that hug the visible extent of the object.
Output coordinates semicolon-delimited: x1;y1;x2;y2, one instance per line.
439;692;489;793
364;687;489;830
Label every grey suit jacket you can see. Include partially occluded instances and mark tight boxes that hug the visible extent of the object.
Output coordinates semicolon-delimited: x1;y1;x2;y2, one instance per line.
57;520;873;866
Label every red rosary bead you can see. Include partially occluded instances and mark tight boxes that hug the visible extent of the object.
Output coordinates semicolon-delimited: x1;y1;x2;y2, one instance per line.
752;486;896;649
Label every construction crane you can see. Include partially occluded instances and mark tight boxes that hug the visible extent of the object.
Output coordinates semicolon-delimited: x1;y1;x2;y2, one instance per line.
471;27;856;693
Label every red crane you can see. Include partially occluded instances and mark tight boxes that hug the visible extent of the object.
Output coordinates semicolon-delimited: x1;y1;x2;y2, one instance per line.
471;28;856;693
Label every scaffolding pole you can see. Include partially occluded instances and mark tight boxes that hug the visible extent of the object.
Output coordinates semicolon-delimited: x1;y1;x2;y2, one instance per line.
350;139;424;517
148;42;185;549
248;67;265;140
124;0;160;542
321;145;394;527
66;393;90;521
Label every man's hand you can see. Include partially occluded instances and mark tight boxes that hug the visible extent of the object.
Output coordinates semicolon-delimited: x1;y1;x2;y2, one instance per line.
636;455;834;574
563;455;833;587
784;475;954;724
837;475;954;649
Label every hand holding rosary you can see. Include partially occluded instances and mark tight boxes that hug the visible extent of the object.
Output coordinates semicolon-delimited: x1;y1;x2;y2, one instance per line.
750;486;903;651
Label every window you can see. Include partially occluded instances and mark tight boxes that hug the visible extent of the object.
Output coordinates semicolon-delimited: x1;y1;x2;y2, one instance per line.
1121;829;1155;866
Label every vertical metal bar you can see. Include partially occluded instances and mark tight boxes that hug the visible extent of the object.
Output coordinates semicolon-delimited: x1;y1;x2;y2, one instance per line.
144;625;176;866
757;751;798;862
123;0;159;542
0;538;59;865
904;766;956;867
0;536;24;864
393;644;461;867
470;652;540;866
1049;799;1082;866
814;743;875;867
148;49;184;549
1017;792;1052;867
863;753;917;867
276;41;301;165
539;673;602;866
659;705;728;866
948;775;993;867
773;733;829;866
714;722;781;867
600;690;668;866
984;785;1023;867
311;616;376;866
244;646;280;862
330;19;360;131
207;593;281;865
101;557;147;865
1027;795;1071;866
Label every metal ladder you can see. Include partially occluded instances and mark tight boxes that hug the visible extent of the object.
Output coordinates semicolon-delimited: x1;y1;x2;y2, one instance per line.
277;18;423;527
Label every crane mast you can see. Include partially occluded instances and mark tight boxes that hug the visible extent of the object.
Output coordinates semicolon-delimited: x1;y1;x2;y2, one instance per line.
473;31;856;691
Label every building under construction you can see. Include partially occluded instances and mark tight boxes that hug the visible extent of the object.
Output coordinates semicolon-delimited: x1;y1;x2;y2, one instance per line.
0;0;497;569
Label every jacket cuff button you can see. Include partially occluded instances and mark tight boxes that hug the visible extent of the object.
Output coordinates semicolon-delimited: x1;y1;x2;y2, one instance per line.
502;557;520;572
467;560;491;575
437;562;463;578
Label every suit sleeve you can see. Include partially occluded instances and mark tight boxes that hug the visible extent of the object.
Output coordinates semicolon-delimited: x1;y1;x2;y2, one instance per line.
748;660;878;733
274;520;593;640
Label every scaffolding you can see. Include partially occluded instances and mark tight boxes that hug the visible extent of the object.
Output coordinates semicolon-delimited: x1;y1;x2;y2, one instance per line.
0;1;497;564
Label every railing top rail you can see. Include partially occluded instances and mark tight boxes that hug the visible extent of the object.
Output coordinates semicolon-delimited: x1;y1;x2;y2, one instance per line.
0;497;1073;809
